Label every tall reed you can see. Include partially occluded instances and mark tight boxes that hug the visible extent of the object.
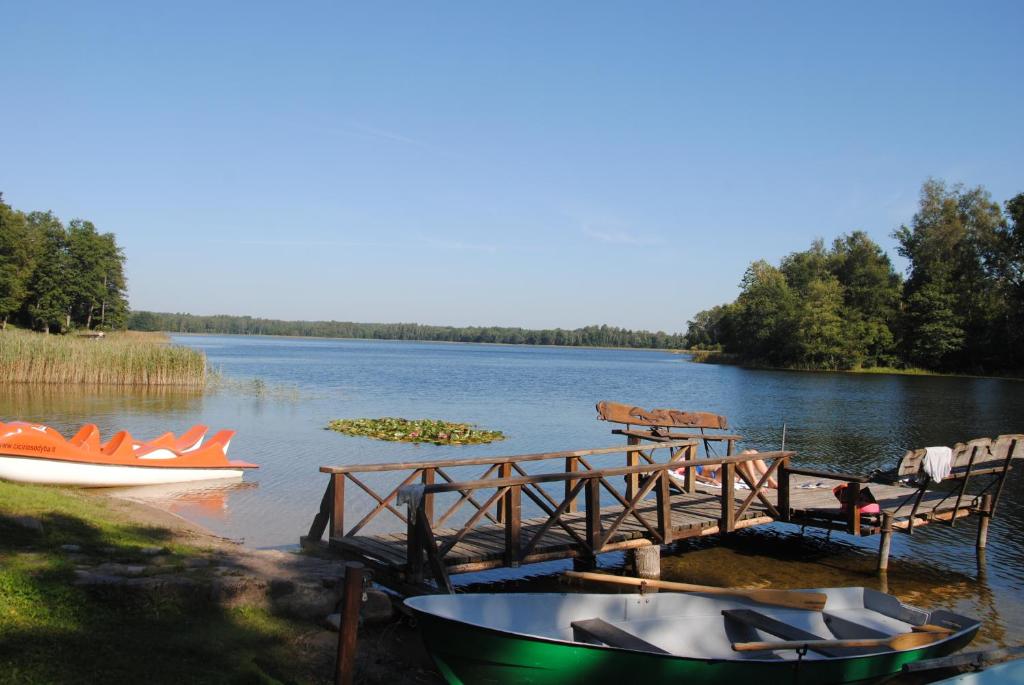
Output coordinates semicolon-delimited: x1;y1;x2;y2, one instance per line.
0;330;207;386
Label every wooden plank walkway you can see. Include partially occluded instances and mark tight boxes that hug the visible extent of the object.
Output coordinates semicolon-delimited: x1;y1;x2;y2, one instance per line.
328;475;979;578
303;419;1019;593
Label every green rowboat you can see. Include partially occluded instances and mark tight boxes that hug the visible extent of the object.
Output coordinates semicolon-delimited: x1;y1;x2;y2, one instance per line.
406;587;979;685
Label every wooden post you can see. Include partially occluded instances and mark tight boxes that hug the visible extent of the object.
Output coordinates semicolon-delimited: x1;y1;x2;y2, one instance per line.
585;477;602;555
720;462;736;533
334;561;366;685
977;494;992;552
656;470;673;544
685;443;697;494
421;468;434;526
632;545;661;586
625;435;640;500
504;485;522;567
777;457;791;522
877;513;894;573
846;481;861;536
330;474;345;540
989;439;1017;516
565;456;579;513
496;463;511;522
406;507;423;584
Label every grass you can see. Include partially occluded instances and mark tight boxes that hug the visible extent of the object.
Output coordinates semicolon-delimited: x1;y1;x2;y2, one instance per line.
0;329;207;386
0;481;325;684
326;417;506;445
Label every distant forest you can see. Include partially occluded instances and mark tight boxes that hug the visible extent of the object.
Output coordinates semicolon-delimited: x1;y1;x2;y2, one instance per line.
684;180;1024;374
128;312;688;349
0;194;128;333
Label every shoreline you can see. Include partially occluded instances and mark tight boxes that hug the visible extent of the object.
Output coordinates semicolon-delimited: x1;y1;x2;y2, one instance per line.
678;350;1024;382
169;330;682;353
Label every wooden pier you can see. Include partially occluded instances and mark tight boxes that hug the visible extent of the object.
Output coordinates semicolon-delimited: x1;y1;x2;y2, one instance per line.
302;402;1022;595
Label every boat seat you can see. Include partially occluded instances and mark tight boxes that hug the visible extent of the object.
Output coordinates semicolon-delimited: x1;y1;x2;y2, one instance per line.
823;612;890;640
722;609;852;657
570;618;669;654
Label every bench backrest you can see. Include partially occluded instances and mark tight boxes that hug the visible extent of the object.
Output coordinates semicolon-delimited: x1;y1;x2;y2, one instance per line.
894;434;1022;479
595;400;728;429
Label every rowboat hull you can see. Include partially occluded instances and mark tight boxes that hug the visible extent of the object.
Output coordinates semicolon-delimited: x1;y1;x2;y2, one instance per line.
406;590;979;685
0;455;246;487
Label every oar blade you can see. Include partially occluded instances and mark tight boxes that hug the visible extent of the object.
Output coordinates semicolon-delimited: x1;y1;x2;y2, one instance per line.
890;631;947;651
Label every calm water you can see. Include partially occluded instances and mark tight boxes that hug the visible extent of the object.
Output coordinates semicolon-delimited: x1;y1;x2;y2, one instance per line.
3;334;1023;647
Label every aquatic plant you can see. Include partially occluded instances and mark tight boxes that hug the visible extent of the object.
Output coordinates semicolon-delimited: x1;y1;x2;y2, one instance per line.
0;329;206;386
326;417;506;445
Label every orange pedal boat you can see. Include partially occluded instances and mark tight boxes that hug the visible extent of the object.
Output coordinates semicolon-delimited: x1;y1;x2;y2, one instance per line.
0;421;258;487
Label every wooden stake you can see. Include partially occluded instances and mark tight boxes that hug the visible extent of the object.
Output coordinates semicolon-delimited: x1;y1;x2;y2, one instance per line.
632;545;661;587
335;561;366;685
977;494;992;551
877;513;893;573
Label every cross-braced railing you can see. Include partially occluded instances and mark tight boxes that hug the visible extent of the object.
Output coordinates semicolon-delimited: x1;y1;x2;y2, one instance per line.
397;447;793;592
304;440;700;545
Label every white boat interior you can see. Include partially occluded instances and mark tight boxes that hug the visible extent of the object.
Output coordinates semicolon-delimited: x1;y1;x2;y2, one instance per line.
407;589;977;662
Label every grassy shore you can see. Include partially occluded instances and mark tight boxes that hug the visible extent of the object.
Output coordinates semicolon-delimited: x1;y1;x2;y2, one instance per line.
683;349;968;377
0;329;206;386
0;482;304;684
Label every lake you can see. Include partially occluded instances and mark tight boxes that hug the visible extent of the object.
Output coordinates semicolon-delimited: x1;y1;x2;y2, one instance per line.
3;334;1023;648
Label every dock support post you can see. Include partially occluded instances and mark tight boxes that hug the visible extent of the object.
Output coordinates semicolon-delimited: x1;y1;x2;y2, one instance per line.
977;494;992;552
625;435;640;500
335;561;366;685
877;513;893;574
631;545;661;587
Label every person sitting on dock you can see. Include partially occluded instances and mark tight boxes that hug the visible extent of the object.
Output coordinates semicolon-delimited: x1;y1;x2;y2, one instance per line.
676;450;778;489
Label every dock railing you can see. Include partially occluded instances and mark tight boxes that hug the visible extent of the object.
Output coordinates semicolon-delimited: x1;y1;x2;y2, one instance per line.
304;439;699;545
396;447;791;591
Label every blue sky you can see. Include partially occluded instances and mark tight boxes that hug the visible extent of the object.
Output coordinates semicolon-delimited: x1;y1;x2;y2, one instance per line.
2;2;1021;332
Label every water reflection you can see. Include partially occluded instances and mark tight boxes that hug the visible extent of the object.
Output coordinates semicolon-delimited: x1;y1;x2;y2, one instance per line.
659;530;1010;649
0;383;204;437
106;478;257;531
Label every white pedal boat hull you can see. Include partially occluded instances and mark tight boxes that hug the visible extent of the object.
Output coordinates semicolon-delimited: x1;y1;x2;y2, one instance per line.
0;455;246;487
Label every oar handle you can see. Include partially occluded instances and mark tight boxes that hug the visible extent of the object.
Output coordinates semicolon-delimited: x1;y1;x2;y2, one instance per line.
562;571;827;611
734;630;948;653
734;637;890;651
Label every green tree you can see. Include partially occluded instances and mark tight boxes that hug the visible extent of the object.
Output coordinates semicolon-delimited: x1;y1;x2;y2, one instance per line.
0;195;35;330
983;192;1024;368
828;231;902;367
732;260;797;364
684;303;734;349
790;275;850;368
894;179;1003;370
24;212;71;334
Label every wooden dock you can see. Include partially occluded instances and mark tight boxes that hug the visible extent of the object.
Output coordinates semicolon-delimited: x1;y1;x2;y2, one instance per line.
302;422;1020;594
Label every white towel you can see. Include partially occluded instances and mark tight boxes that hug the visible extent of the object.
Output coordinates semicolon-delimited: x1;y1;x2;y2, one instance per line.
923;446;953;483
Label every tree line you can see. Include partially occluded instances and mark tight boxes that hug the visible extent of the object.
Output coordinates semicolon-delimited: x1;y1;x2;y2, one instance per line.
0;194;128;333
685;180;1024;374
128;311;688;349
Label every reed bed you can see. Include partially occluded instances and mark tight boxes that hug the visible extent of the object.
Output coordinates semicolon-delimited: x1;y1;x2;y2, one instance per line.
0;329;207;386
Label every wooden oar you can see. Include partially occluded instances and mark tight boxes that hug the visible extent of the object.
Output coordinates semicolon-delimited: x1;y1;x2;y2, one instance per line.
562;571;827;611
733;629;951;653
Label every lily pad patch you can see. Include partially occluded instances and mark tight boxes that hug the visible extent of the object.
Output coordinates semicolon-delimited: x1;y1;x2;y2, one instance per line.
326;418;506;445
